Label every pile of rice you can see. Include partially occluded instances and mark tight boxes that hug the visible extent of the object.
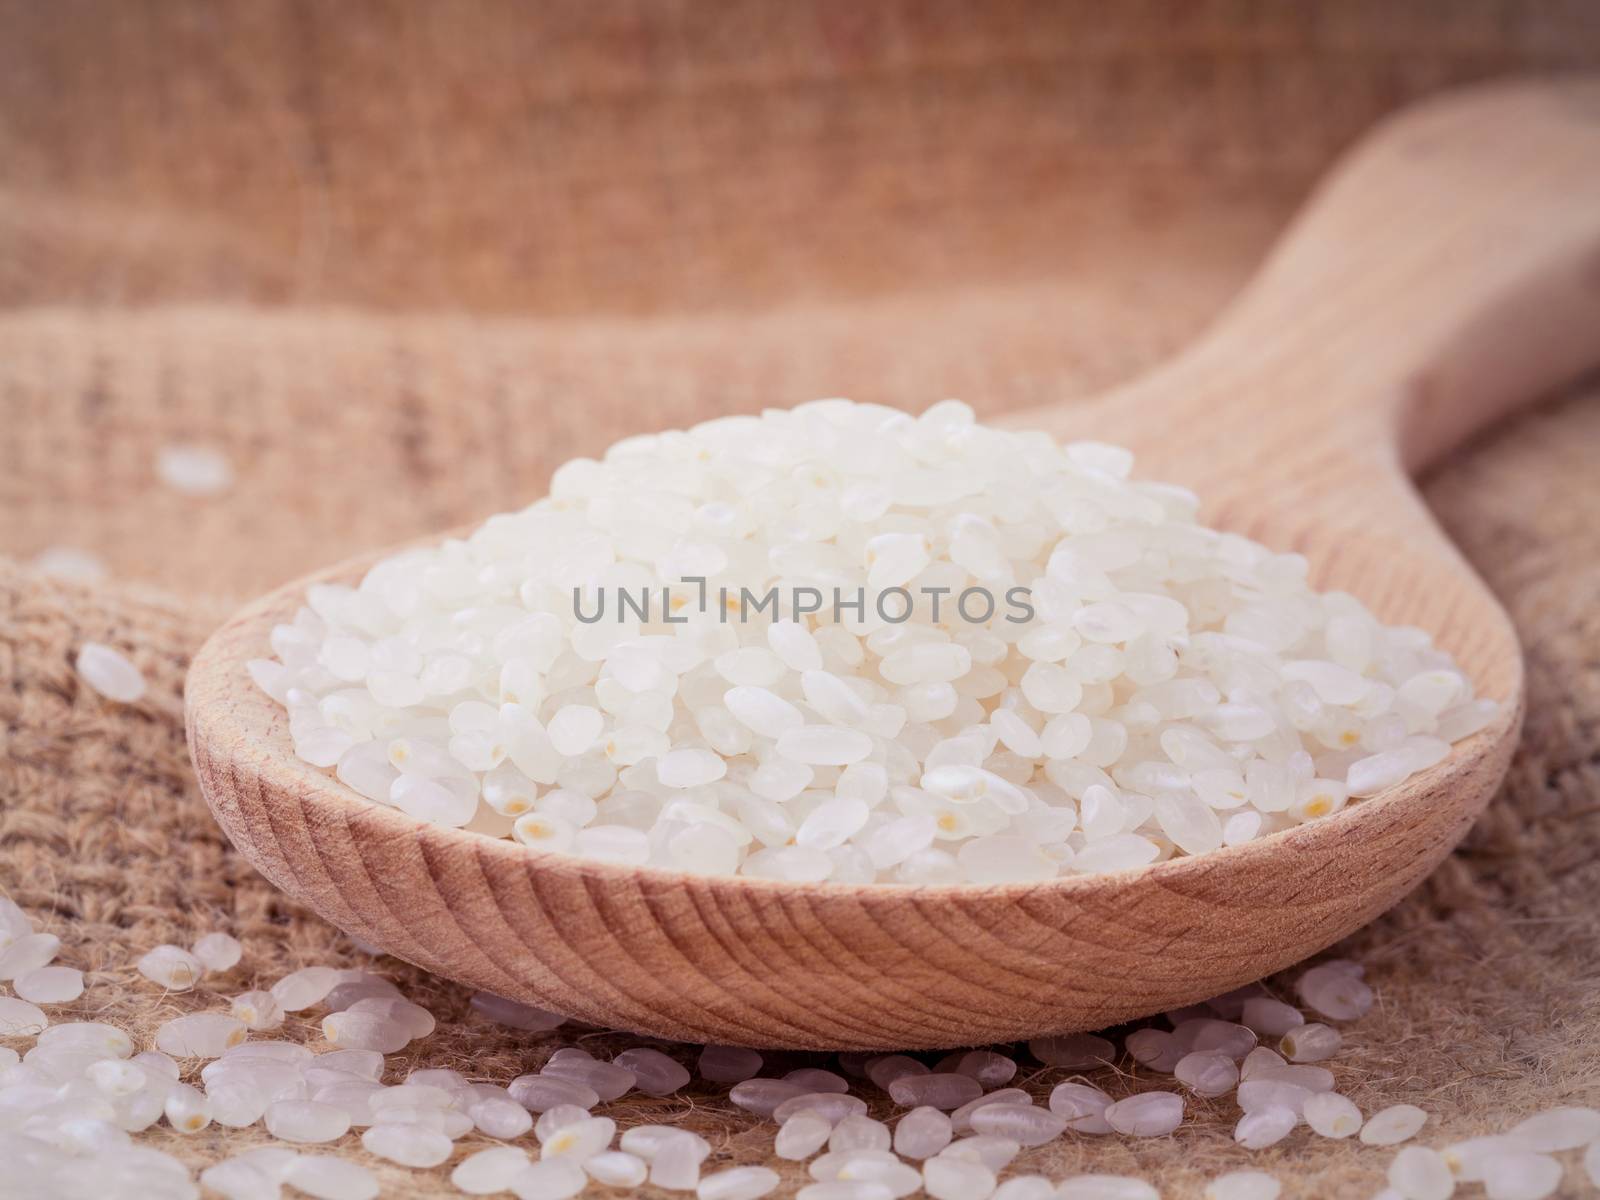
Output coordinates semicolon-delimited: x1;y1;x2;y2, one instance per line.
251;400;1496;884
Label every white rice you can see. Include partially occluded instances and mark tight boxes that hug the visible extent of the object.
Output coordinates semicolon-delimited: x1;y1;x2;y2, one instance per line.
0;896;1598;1200
254;399;1496;883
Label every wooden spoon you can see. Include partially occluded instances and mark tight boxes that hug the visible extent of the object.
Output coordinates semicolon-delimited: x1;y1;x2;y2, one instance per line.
187;81;1600;1050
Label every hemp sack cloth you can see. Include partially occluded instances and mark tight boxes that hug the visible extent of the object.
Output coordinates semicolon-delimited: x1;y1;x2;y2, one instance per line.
2;3;1599;1195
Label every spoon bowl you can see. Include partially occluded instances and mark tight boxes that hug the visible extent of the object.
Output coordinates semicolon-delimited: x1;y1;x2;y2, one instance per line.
187;80;1600;1049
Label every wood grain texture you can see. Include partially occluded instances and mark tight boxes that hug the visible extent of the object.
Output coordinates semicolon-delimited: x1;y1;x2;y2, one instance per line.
186;80;1600;1050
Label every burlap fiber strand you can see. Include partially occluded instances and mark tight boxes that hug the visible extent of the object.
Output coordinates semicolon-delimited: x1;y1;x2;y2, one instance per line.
3;4;1599;1197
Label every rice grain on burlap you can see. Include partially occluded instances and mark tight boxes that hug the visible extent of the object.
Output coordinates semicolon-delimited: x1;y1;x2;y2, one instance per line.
3;3;1600;1197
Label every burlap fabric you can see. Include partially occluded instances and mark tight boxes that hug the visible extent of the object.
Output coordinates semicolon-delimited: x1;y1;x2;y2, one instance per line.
3;4;1599;1196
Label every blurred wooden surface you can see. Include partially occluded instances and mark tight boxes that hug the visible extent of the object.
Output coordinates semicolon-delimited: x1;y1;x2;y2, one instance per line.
1;1;1597;315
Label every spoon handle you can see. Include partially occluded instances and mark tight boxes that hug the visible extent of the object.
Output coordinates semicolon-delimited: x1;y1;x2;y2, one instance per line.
1031;80;1600;701
1056;80;1600;491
